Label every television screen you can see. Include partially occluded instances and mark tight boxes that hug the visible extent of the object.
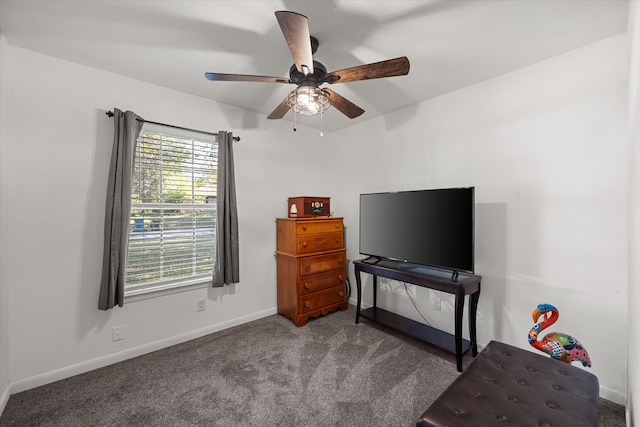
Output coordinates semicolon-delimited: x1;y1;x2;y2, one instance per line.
359;187;474;273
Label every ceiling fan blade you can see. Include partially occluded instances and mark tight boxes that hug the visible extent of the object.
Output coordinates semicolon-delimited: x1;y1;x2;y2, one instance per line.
275;11;314;75
267;97;290;120
324;88;364;119
205;72;292;84
325;57;410;84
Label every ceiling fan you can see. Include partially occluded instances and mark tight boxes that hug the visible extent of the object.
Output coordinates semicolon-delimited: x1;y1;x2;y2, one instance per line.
204;11;410;132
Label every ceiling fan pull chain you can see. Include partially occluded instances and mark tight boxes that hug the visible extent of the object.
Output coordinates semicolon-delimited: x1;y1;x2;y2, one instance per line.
320;110;324;138
293;110;297;132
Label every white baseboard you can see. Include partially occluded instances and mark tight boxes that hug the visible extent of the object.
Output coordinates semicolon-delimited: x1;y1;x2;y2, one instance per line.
0;383;10;418
10;307;277;394
6;305;628;409
600;385;626;406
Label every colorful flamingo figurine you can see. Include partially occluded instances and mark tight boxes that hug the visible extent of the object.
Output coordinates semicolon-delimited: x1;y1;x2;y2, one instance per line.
528;303;592;367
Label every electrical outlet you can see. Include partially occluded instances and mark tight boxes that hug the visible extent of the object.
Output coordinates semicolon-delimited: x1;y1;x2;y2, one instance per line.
112;325;124;342
431;298;442;311
196;298;206;312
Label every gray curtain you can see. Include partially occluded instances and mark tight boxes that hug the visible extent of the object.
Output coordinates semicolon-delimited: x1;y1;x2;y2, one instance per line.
213;131;239;286
99;109;144;310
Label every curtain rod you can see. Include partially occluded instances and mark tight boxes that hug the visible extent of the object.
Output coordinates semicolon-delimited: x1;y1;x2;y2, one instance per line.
105;110;240;142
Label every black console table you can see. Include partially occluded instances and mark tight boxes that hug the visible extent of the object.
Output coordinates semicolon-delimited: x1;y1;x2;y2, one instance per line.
353;258;481;372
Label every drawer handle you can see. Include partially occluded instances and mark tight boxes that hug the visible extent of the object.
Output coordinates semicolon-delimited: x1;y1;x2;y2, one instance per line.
338;259;343;265
304;283;310;290
304;264;311;273
335;238;340;243
339;291;345;298
302;241;308;248
305;301;311;308
338;274;344;281
302;226;307;231
335;223;339;228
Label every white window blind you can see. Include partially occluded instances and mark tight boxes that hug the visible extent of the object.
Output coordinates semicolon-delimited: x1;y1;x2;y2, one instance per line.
125;127;218;294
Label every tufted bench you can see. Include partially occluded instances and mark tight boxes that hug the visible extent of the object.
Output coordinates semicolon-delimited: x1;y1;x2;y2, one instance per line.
417;340;599;427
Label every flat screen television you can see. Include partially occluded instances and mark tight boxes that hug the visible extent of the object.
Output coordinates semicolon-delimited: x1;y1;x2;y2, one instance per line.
359;187;474;273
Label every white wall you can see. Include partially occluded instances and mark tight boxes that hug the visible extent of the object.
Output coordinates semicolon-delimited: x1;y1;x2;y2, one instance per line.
0;43;339;393
627;0;639;424
335;34;629;404
0;33;11;414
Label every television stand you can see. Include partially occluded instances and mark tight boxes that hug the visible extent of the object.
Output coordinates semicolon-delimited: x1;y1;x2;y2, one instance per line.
353;259;481;372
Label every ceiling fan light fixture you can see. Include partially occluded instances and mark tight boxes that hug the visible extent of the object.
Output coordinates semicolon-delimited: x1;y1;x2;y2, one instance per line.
286;86;331;116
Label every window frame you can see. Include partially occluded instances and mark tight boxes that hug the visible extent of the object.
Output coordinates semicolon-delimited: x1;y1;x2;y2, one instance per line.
123;124;218;299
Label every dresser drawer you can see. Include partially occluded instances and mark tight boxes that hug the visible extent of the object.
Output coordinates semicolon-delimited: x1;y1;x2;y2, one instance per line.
300;285;346;314
296;219;343;235
276;217;344;256
299;269;345;295
296;232;343;254
299;251;346;276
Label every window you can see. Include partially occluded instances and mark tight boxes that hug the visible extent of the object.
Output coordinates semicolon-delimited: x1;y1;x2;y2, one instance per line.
125;125;218;295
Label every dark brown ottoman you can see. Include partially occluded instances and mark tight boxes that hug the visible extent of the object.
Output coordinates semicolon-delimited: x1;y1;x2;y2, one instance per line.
417;340;599;427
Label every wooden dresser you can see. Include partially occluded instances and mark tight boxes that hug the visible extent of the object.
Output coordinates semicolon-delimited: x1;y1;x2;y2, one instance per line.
276;217;348;326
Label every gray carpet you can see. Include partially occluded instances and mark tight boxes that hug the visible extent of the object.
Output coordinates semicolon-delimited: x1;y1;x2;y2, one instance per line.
0;305;626;426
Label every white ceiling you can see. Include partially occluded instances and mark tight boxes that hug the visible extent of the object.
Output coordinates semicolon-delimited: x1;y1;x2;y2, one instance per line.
0;0;630;132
